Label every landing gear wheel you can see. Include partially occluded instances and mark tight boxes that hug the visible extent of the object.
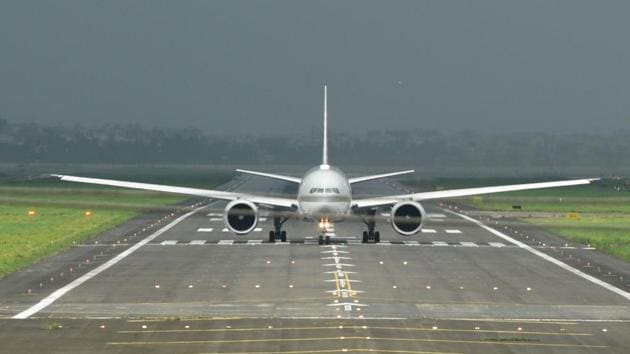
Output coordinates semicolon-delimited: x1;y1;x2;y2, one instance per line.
318;235;324;245
280;231;287;243
325;235;331;245
362;231;368;243
269;231;275;243
374;231;381;243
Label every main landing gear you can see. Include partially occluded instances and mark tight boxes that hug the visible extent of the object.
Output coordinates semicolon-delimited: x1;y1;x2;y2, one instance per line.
268;216;289;243
361;209;381;243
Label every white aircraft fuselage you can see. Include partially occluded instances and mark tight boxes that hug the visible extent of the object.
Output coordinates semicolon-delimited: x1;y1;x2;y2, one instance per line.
297;164;352;222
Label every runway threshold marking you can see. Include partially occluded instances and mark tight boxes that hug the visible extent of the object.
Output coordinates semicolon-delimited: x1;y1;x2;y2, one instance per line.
12;206;206;319
448;210;630;301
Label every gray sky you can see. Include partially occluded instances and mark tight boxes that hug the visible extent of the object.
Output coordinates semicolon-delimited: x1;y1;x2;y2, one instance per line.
1;1;629;134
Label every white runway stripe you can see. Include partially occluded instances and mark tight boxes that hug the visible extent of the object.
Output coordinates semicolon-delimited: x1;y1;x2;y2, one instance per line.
489;242;506;248
189;240;206;245
449;209;630;301
427;213;446;218
460;241;479;247
445;229;462;234
160;240;178;245
247;240;262;244
221;228;229;232
432;241;448;247
196;228;213;232
12;206;205;319
421;229;436;233
209;218;222;222
403;241;420;246
218;240;234;245
253;228;263;232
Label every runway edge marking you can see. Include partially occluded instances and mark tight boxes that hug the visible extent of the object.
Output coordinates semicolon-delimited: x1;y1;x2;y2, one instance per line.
12;206;206;319
447;209;630;301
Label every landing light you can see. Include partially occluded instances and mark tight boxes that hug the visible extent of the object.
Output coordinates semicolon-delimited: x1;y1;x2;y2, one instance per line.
84;210;92;217
27;210;36;216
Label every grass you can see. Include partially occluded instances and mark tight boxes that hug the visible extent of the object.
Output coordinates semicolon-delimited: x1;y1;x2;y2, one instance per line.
0;169;232;277
401;177;630;262
528;215;630;262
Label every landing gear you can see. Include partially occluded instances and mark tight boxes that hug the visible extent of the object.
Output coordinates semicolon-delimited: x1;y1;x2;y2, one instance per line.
317;234;331;245
361;209;381;243
268;216;289;243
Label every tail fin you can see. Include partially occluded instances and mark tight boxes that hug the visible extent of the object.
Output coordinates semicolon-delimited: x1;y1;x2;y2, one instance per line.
322;85;329;166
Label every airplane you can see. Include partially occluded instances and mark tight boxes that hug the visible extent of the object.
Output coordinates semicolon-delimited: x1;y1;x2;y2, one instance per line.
51;86;598;244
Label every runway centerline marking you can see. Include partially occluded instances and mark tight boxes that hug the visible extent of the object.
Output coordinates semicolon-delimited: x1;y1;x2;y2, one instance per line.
12;205;206;319
448;209;630;301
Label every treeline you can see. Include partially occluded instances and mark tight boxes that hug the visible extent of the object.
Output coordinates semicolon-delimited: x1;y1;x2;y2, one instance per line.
1;119;628;176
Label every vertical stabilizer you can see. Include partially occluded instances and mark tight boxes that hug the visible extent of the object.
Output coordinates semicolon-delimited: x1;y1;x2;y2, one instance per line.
322;85;329;166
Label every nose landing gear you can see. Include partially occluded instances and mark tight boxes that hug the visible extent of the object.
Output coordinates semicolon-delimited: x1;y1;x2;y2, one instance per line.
318;218;333;245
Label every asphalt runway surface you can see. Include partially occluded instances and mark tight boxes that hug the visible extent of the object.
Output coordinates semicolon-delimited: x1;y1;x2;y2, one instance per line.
1;175;629;353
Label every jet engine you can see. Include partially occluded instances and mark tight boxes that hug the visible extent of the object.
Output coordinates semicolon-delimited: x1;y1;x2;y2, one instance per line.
391;201;425;235
224;200;258;234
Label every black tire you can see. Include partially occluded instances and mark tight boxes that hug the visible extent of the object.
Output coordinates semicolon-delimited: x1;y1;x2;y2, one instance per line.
318;235;324;245
362;231;368;243
325;235;331;245
280;231;287;243
375;231;381;243
269;231;275;243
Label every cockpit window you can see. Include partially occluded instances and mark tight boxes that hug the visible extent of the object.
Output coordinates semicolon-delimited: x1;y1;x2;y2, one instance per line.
309;187;341;194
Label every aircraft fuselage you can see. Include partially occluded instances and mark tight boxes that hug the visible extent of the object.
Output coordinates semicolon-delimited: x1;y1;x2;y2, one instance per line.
297;164;352;222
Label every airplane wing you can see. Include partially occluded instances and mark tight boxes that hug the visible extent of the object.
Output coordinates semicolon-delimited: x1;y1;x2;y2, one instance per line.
235;169;302;183
348;170;415;184
51;174;298;209
352;178;599;209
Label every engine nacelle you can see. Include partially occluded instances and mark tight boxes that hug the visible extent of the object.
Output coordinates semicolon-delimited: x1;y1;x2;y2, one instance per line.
391;201;425;235
224;200;258;235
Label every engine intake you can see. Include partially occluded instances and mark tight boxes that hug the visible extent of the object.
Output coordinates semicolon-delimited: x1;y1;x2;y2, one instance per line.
391;201;425;235
224;200;258;234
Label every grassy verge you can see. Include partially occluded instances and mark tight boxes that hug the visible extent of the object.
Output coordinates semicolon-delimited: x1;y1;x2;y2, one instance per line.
528;215;630;262
401;178;630;262
0;169;232;277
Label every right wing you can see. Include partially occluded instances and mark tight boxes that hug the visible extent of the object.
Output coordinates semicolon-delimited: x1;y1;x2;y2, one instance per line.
235;169;302;184
348;170;415;184
51;174;297;209
353;178;599;209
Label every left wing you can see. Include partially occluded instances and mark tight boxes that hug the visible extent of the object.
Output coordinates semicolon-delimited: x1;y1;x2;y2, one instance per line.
51;174;297;209
352;178;599;209
235;169;302;183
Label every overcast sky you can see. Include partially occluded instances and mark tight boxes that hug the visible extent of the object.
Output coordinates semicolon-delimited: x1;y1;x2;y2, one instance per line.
1;1;629;134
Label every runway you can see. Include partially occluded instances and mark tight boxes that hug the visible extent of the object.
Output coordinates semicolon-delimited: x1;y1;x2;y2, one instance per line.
1;175;629;353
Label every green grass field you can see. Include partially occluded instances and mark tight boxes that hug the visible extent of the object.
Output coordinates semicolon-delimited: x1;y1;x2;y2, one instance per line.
0;168;232;277
402;178;630;262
